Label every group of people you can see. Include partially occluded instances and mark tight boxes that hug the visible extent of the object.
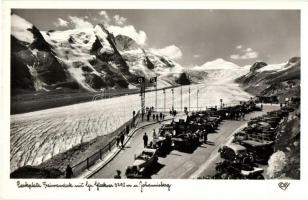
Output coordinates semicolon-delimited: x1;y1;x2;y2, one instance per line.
146;111;165;122
116;133;126;148
169;108;177;116
142;128;160;148
195;129;208;144
225;110;246;121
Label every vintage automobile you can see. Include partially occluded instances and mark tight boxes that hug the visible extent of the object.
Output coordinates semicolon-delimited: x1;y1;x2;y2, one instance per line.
215;160;264;179
232;131;248;143
171;132;199;152
125;148;158;178
149;134;172;156
239;139;274;164
218;144;254;164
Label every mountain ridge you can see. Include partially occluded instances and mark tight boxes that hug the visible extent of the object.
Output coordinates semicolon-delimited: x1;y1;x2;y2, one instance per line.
235;57;300;100
11;14;187;94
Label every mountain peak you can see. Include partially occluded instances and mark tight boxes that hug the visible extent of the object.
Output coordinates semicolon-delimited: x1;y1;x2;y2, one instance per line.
192;58;240;70
114;34;138;51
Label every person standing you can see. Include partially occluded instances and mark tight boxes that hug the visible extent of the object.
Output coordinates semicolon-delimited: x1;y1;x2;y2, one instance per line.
152;129;157;139
116;135;121;148
65;165;73;178
143;132;148;148
142;112;145;121
114;170;121;179
204;132;208;144
147;113;150;122
120;133;125;148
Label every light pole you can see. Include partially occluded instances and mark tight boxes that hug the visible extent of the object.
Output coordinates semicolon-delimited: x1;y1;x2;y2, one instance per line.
137;77;145;120
181;85;183;112
220;99;223;109
197;89;199;111
171;88;174;110
163;89;166;112
155;81;157;111
150;77;157;111
188;87;191;112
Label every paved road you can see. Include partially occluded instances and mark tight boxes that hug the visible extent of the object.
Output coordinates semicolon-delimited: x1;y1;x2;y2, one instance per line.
90;119;174;178
90;104;279;179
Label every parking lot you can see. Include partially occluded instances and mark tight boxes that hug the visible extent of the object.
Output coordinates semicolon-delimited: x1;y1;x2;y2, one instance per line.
90;104;279;179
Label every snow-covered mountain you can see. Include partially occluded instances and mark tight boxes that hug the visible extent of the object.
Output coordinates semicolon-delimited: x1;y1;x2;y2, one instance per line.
192;58;241;70
236;57;300;99
11;14;187;93
187;58;250;83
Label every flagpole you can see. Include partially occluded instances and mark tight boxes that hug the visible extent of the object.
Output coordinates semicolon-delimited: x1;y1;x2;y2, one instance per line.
189;87;191;112
181;85;183;112
155;78;157;112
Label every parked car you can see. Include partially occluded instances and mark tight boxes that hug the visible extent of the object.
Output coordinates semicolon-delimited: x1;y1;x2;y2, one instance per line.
218;144;254;164
125;148;158;178
215;160;264;179
239;139;274;164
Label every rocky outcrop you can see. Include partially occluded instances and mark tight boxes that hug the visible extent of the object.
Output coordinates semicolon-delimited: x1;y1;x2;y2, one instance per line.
235;57;300;101
11;33;68;94
267;108;300;179
114;34;138;51
176;72;191;85
250;61;267;72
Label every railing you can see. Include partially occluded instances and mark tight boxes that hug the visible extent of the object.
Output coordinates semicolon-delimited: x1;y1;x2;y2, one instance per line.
71;111;140;177
154;104;240;112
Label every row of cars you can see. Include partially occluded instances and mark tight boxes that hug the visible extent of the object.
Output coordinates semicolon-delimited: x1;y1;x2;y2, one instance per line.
212;107;292;179
125;100;262;178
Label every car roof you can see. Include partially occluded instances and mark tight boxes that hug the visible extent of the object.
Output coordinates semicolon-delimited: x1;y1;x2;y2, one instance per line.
224;143;247;152
241;140;274;147
143;148;156;153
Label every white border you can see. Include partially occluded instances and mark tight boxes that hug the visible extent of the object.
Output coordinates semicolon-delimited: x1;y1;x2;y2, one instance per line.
1;1;307;200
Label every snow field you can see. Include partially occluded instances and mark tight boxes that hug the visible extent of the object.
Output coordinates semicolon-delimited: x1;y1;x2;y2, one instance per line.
10;80;252;172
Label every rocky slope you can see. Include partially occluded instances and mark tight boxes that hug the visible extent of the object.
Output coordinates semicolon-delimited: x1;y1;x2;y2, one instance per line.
266;107;300;179
11;13;187;94
235;57;300;101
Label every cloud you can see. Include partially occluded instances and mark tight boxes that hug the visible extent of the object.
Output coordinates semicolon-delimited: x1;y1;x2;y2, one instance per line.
245;48;253;52
113;15;127;26
54;18;69;27
230;50;258;60
193;54;200;58
242;51;258;59
230;54;241;60
68;16;93;29
108;25;147;45
98;10;111;23
151;45;183;60
230;46;258;60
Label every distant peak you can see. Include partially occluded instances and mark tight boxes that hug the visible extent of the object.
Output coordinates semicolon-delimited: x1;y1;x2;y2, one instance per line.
192;58;240;70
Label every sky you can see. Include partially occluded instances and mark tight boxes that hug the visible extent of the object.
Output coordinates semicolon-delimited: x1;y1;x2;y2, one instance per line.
13;9;300;67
